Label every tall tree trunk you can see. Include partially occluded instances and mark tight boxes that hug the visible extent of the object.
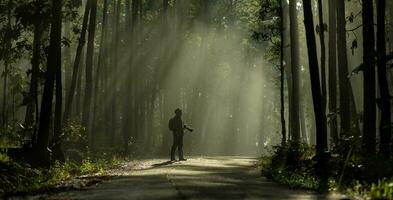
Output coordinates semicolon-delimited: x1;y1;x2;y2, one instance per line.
82;0;98;146
63;0;91;124
75;50;84;118
317;0;327;112
279;0;286;146
53;35;64;162
109;0;121;145
376;0;391;158
123;0;133;153
336;0;351;137
289;0;300;142
328;0;338;144
25;21;42;145
302;0;328;177
362;0;376;156
35;0;62;167
92;0;108;149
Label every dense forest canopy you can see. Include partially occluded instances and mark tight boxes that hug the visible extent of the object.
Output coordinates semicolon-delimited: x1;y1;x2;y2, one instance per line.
0;0;393;198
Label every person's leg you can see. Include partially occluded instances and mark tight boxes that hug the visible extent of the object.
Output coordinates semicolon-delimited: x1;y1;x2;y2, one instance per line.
170;133;177;160
178;135;184;160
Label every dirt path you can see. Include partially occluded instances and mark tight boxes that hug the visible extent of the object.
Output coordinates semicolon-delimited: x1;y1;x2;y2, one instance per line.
10;157;348;200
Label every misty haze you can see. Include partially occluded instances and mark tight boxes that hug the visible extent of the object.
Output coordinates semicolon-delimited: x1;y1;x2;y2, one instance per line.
0;0;392;199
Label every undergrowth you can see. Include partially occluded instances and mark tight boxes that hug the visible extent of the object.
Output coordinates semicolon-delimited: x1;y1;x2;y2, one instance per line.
260;140;393;199
0;153;124;196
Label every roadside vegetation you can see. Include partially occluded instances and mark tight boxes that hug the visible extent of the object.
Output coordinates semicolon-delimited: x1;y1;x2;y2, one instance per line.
259;142;393;199
0;152;125;197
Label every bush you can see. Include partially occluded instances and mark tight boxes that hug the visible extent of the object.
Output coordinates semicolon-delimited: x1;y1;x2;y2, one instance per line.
369;179;393;199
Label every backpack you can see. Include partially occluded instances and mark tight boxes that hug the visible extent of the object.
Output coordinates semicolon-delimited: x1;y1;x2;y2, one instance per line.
168;118;174;131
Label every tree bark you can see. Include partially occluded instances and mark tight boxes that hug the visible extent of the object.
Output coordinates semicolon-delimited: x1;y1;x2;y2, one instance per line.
376;0;391;158
328;0;338;144
302;0;328;172
63;0;91;124
361;0;376;156
53;33;64;162
35;0;62;167
317;0;327;112
279;0;286;146
289;0;300;142
25;21;42;143
82;0;98;145
336;0;351;137
92;0;108;149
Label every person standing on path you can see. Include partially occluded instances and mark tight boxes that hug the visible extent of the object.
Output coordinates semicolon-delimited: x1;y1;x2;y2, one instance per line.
168;108;193;161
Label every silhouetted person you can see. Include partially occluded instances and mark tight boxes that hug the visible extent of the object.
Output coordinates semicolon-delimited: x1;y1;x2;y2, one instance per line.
169;108;192;161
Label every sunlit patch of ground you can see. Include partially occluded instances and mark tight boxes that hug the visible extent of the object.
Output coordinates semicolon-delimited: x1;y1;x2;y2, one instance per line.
10;157;348;200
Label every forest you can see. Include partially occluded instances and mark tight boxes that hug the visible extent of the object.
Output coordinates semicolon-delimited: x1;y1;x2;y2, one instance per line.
0;0;392;199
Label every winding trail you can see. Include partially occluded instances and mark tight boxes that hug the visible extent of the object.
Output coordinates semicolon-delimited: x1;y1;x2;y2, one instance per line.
24;157;347;200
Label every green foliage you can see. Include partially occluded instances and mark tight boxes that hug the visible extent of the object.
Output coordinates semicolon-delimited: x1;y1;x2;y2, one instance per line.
0;154;123;195
369;179;393;199
62;121;87;151
267;169;320;190
262;139;393;197
0;123;24;148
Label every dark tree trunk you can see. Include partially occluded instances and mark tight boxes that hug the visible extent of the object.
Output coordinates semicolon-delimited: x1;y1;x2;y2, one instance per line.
75;51;84;118
82;0;98;145
336;0;351;137
25;21;42;144
35;0;62;168
122;0;132;154
92;0;108;149
63;0;91;124
317;0;327;112
279;0;286;146
328;0;338;144
289;0;300;142
302;0;328;177
109;0;121;145
361;0;376;156
52;36;64;162
376;0;391;158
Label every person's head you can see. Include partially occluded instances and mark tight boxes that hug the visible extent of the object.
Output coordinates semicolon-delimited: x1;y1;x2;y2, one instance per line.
175;108;182;117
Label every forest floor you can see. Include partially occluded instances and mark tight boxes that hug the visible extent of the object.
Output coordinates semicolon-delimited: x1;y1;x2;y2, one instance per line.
6;157;348;200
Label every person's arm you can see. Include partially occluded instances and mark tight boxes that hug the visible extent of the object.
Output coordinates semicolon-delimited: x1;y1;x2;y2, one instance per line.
183;124;193;132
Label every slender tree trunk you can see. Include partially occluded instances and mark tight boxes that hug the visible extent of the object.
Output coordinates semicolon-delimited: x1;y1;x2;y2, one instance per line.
92;0;108;149
362;0;376;156
336;0;351;137
302;0;328;176
123;0;133;153
328;0;338;144
82;0;98;146
279;0;286;146
64;23;72;95
25;21;42;145
75;50;84;118
317;0;327;112
63;0;91;124
35;0;62;167
376;0;391;158
109;0;121;145
53;34;64;162
303;0;327;158
289;0;300;142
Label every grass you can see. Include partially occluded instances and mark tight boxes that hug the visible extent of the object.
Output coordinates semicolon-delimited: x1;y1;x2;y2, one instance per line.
0;153;125;196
